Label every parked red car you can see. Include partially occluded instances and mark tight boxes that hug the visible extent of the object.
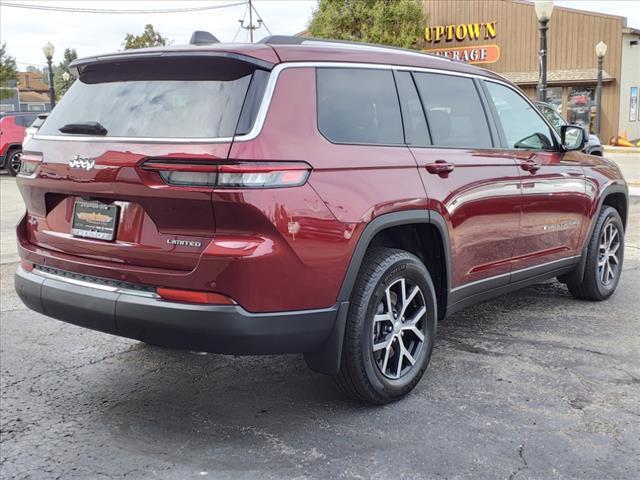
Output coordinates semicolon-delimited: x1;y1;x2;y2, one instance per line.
15;34;628;403
0;112;39;176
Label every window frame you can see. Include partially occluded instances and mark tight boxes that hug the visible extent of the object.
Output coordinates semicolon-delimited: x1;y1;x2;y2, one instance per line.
394;69;431;147
314;66;407;148
480;79;562;151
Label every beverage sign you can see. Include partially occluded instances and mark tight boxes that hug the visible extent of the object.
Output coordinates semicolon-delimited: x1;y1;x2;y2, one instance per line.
425;44;500;64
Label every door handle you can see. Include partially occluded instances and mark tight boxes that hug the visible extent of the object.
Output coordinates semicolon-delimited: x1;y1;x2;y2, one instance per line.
519;159;541;172
425;160;455;175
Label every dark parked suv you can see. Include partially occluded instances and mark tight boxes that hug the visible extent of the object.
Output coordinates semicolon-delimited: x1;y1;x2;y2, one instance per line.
15;34;628;404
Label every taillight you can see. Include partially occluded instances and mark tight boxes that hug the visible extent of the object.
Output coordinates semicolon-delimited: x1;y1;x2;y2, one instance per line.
141;160;310;188
142;161;218;187
18;153;42;176
156;287;236;305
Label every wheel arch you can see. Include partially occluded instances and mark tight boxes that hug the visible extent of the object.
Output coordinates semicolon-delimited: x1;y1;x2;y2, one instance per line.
337;210;451;320
305;209;452;376
562;183;628;285
601;189;628;230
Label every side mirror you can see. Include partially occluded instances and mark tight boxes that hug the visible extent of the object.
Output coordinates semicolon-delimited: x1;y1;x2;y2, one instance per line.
560;125;586;151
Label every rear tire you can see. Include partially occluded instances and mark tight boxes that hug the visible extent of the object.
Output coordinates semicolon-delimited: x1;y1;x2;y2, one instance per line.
6;148;22;177
335;248;437;404
566;206;624;301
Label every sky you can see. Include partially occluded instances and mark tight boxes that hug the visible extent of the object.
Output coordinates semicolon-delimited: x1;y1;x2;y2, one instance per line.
0;1;317;68
1;0;639;69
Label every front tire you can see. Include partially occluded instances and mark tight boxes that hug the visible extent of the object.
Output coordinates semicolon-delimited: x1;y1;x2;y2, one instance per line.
335;248;437;404
6;148;22;177
566;206;624;301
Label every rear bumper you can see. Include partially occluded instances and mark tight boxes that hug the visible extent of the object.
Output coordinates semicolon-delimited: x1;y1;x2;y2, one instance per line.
15;266;341;355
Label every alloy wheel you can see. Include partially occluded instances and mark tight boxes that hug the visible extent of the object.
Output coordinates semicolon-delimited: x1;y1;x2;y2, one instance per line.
371;277;427;380
598;221;621;286
9;151;22;175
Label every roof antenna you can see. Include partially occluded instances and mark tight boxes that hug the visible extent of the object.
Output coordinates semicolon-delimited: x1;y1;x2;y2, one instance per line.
190;31;220;45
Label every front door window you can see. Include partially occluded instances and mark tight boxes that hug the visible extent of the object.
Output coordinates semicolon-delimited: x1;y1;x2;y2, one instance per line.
485;82;556;150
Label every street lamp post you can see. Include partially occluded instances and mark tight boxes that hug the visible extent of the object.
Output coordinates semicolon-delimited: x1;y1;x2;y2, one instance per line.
594;40;607;137
42;42;55;109
535;1;554;102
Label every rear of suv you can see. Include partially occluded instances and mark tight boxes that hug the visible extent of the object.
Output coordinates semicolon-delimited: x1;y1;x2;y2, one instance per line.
15;35;628;404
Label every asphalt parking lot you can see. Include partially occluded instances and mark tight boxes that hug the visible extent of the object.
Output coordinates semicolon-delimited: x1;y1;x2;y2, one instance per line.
1;174;639;479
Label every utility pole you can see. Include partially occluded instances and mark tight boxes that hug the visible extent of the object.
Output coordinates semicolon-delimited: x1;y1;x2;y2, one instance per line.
239;0;262;43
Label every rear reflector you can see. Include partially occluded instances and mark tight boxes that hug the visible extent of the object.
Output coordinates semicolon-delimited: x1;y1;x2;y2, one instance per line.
20;260;34;272
156;287;236;305
142;160;310;188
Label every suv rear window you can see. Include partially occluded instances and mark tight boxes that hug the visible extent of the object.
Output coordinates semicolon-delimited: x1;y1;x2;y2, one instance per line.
316;68;404;145
38;57;261;139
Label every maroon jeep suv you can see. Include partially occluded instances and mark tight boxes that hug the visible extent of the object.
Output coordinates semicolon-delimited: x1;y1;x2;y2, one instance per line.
15;34;628;404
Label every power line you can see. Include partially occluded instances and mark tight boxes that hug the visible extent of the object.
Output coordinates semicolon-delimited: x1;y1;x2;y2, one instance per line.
0;1;246;14
233;3;249;42
16;61;48;68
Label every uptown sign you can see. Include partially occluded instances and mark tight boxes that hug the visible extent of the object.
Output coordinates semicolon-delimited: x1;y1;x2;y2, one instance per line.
425;21;497;43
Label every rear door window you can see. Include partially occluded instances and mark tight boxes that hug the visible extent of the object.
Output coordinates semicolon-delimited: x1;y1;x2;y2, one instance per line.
413;72;493;148
38;57;262;139
316;68;404;145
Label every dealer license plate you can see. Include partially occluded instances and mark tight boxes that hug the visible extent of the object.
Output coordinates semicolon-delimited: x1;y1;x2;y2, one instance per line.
71;200;119;241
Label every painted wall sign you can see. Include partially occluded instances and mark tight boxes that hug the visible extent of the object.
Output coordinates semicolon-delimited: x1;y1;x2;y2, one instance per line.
425;45;500;64
425;21;497;43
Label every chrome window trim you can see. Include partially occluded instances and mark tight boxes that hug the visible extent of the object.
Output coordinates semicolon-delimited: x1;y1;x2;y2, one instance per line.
33;61;525;145
32;135;235;143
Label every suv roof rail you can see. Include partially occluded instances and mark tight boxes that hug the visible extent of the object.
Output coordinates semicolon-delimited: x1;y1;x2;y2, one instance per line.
190;30;220;45
258;35;306;45
258;35;454;62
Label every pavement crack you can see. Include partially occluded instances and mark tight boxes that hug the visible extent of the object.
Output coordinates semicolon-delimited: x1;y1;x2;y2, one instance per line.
443;338;506;357
2;347;137;389
508;443;528;480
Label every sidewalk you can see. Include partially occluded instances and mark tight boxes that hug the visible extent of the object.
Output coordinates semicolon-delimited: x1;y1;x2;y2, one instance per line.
604;145;640;155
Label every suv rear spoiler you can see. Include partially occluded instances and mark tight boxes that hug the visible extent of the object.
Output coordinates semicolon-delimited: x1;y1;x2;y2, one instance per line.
70;50;274;81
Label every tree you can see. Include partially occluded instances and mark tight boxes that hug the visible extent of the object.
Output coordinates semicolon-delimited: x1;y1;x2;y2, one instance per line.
308;0;427;49
0;43;18;100
54;48;78;99
123;24;169;50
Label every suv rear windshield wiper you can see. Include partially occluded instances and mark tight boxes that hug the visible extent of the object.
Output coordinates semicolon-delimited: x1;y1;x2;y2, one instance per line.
59;122;108;136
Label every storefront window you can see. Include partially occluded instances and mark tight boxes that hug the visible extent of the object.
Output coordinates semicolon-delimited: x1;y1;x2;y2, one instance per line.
567;86;595;133
545;87;563;116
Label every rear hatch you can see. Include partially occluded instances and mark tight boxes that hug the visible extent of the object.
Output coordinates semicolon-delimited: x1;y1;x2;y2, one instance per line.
18;49;274;271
